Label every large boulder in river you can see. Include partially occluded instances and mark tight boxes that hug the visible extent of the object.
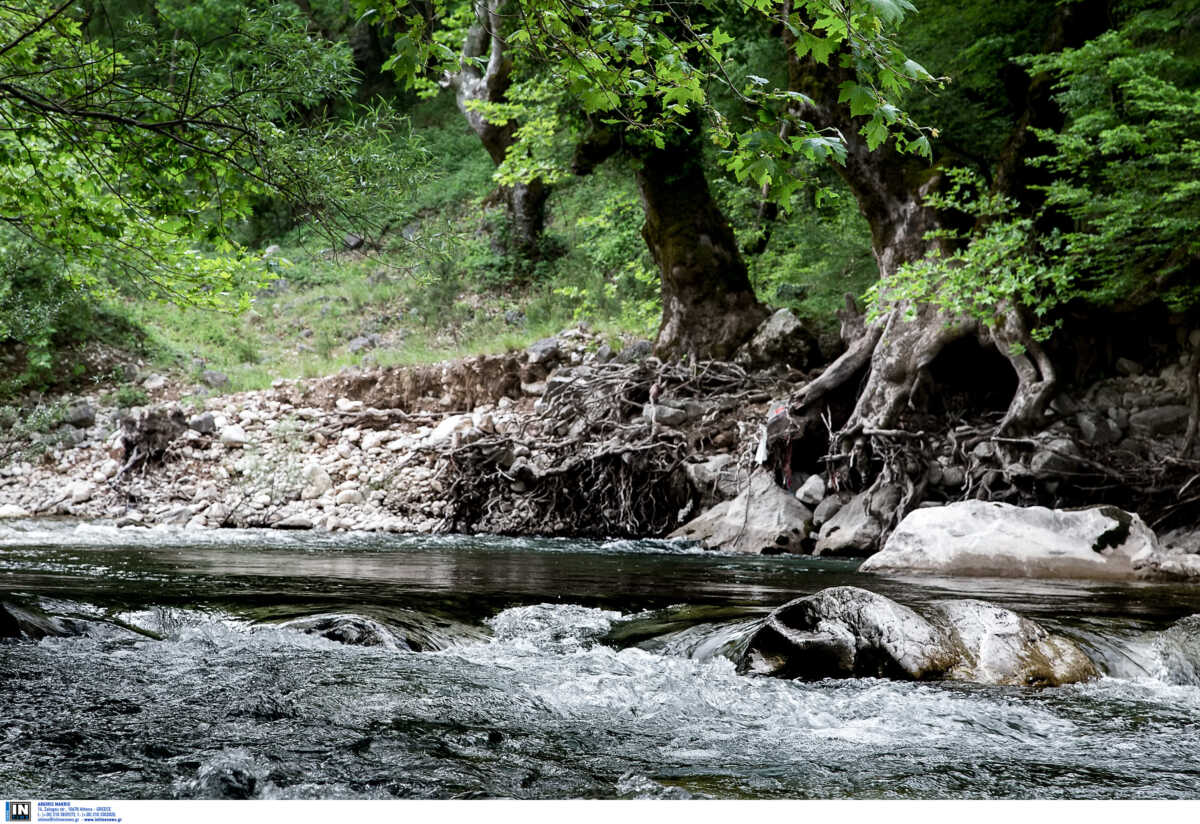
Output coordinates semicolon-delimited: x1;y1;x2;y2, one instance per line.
669;471;811;554
929;599;1098;686
738;586;1097;687
859;500;1158;580
738;587;956;680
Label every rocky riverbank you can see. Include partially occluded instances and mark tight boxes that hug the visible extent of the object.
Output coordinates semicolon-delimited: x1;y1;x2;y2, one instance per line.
0;323;788;534
3;308;1200;581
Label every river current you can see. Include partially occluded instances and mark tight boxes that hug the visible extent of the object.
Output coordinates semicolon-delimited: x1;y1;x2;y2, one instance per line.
2;520;1199;799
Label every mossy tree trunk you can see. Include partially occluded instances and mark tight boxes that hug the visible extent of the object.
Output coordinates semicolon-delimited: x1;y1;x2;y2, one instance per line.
634;127;767;361
785;2;1109;444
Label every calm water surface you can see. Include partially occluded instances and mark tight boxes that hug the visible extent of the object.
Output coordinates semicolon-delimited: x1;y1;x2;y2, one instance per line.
2;520;1199;800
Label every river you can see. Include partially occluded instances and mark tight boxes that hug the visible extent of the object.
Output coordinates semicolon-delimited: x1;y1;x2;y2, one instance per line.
2;520;1199;799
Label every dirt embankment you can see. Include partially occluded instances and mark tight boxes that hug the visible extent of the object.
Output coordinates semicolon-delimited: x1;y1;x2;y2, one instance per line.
0;326;788;536
5;311;1200;560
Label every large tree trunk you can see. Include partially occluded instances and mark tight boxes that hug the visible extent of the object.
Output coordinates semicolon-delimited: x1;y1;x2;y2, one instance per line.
447;0;548;257
783;2;1108;439
635;129;767;361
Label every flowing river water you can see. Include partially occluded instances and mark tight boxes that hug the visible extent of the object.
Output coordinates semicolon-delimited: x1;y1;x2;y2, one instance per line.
2;520;1200;800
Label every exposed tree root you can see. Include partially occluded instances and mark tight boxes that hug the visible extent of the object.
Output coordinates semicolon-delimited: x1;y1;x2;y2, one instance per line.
414;359;789;536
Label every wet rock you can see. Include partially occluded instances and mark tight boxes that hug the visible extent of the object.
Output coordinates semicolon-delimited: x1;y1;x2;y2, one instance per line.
738;587;1097;687
63;402;95;428
860;500;1159;580
1132;549;1200;582
1129;405;1190;437
1154;615;1200;686
188;412;216;435
931;599;1098;686
282;614;413;650
734;308;818;371
795;474;825;507
738;587;957;681
670;471;811;554
813;492;880;557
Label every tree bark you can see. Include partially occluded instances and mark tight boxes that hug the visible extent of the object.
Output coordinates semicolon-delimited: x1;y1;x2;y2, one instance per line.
635;129;767;361
784;1;1107;437
447;0;548;257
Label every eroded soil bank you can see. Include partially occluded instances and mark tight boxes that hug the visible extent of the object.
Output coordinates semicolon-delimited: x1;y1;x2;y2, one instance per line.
4;314;1200;565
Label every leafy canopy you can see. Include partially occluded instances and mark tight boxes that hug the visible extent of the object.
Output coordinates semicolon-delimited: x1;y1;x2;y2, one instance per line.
869;2;1200;335
369;0;939;205
0;0;425;312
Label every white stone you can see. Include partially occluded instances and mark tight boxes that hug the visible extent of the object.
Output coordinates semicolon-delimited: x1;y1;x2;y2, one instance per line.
795;474;826;506
273;514;314;530
301;465;332;500
361;431;388;451
424;415;472;448
219;425;248;446
193;482;220;503
335;397;363;413
335;489;365;506
98;459;120;480
69;481;96;504
0;504;29;518
142;374;167;391
337;442;354;459
860;501;1159;580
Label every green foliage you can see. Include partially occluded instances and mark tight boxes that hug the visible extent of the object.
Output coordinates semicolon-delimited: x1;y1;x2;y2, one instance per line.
1026;7;1200;309
868;3;1200;339
372;0;940;204
865;168;1072;338
102;385;150;410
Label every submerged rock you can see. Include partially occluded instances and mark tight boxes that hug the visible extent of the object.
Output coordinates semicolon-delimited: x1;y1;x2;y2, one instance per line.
859;500;1158;580
738;587;955;680
670;471;811;554
738;586;1097;687
281;614;414;650
1154;614;1200;686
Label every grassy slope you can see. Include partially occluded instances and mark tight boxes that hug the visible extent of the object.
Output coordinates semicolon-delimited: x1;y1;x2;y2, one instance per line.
32;92;878;400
